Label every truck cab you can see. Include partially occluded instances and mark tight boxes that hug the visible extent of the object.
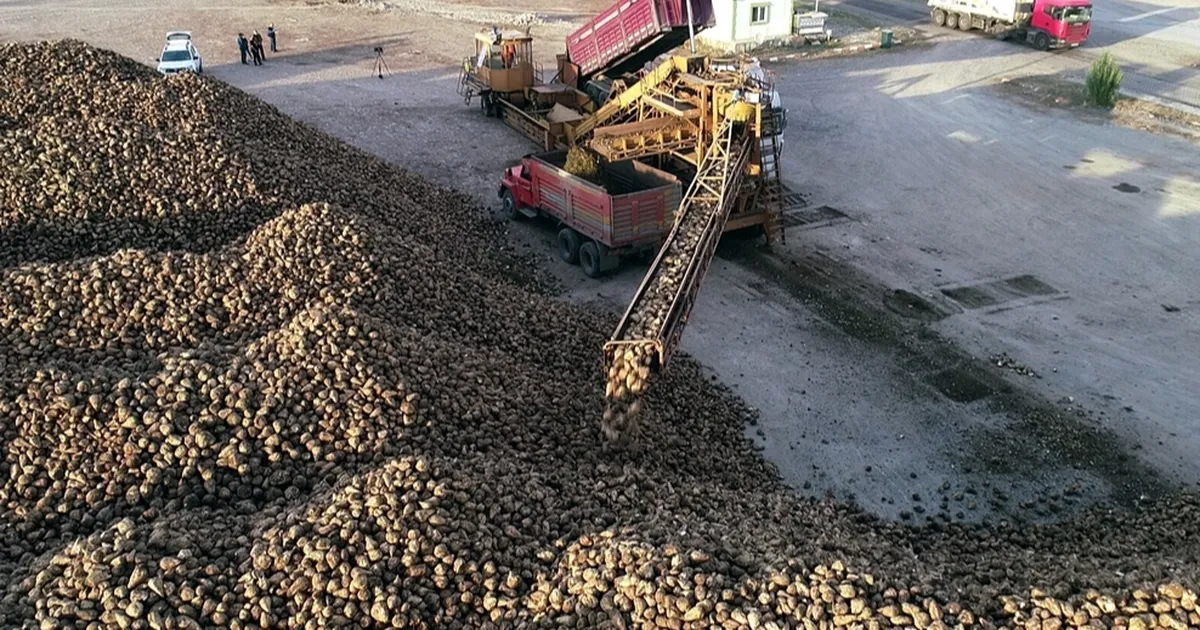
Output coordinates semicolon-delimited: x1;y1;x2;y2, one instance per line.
500;162;535;218
1030;0;1092;48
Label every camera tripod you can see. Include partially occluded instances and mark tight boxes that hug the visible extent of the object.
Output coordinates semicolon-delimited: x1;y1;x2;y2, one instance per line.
373;46;389;79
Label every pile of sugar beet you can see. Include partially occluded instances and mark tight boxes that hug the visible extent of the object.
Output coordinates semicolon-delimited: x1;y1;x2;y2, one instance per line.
1;40;1196;630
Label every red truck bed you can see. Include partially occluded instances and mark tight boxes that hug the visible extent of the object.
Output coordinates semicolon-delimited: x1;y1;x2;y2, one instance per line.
566;0;714;80
519;151;680;250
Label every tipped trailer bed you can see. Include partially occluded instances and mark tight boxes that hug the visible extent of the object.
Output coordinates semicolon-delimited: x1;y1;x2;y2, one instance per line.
565;0;715;82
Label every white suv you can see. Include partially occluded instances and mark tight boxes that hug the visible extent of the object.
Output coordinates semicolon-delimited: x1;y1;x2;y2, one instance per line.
157;32;202;75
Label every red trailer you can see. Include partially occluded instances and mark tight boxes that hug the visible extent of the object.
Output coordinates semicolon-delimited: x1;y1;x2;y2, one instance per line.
565;0;714;81
499;151;681;278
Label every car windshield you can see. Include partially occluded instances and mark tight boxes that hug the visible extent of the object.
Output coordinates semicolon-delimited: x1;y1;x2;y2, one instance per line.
161;50;192;62
1062;5;1091;23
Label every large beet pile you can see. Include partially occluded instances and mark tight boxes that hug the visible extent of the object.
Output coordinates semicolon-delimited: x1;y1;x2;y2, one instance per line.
1;41;1197;630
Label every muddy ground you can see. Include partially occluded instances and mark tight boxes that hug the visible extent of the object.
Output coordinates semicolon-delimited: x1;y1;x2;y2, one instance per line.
1;0;1197;525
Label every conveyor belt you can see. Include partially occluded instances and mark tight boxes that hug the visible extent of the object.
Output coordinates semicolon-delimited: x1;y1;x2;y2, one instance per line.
589;117;699;162
601;117;753;439
567;56;692;144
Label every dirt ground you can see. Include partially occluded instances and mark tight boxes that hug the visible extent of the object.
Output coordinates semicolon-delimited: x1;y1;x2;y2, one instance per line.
995;74;1200;142
2;0;1197;524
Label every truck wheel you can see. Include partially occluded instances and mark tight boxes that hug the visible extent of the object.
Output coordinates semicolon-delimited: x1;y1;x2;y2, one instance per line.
958;13;973;30
557;228;581;265
499;189;518;221
1033;32;1050;50
579;242;603;278
945;12;959;29
932;9;946;26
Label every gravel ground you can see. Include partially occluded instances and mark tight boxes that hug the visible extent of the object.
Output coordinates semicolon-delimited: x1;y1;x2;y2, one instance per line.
354;0;563;28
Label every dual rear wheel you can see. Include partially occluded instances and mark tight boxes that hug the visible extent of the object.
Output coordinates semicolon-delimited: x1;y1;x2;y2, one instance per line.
932;8;1049;49
933;10;972;30
557;228;603;278
501;193;605;278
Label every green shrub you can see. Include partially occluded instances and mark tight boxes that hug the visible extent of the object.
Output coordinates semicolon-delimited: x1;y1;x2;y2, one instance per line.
1085;53;1123;108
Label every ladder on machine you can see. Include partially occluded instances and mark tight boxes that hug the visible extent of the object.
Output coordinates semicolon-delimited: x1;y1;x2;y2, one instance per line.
759;124;786;245
752;68;787;246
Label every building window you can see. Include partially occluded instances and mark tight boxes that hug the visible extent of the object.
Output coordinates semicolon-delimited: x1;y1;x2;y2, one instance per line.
751;4;769;24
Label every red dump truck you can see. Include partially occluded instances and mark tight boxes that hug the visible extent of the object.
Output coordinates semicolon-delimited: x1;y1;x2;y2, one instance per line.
499;151;681;278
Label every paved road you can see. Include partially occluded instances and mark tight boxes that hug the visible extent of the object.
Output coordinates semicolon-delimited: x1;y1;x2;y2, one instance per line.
838;0;930;22
832;0;1200;109
774;39;1200;490
1083;0;1200;62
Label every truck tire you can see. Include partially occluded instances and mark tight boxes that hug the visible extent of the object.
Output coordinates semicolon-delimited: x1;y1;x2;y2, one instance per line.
932;9;946;26
558;228;581;265
958;13;973;30
499;189;518;221
945;12;959;28
579;242;603;278
1032;32;1050;50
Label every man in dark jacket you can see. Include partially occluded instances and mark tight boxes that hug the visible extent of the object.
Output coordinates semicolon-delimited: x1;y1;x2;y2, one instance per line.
237;33;249;64
250;31;264;65
267;24;277;53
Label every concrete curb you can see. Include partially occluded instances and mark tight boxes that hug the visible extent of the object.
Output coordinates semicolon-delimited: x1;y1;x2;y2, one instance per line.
764;39;906;62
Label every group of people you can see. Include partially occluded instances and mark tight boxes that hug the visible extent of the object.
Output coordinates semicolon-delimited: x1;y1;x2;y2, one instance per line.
237;25;277;66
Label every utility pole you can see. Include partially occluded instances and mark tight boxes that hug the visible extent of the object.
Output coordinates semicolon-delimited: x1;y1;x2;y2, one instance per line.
685;0;696;53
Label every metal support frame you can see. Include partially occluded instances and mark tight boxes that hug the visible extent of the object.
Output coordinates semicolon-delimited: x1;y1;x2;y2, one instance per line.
459;41;790;416
590;118;700;162
604;116;753;374
566;56;691;143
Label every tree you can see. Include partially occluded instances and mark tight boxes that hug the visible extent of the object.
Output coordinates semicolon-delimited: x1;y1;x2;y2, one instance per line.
1085;53;1123;108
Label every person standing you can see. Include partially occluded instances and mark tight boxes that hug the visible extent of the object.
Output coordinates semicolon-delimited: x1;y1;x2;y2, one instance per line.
237;33;249;65
250;30;264;65
267;24;277;53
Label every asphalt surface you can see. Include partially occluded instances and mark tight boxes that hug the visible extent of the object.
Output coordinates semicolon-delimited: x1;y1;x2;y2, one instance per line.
773;38;1200;493
832;0;1200;109
838;0;930;22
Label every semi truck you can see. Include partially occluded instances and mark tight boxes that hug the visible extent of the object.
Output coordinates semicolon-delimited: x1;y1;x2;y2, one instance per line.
927;0;1091;50
499;151;681;277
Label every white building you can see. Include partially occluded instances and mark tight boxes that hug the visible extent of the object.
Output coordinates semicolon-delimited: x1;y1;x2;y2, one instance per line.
698;0;795;52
